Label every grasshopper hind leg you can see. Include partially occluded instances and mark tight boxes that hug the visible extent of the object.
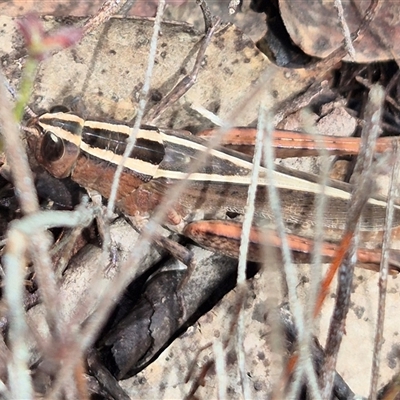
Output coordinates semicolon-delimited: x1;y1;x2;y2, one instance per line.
183;219;400;273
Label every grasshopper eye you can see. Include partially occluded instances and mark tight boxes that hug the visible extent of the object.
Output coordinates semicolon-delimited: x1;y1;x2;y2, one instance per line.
41;132;65;162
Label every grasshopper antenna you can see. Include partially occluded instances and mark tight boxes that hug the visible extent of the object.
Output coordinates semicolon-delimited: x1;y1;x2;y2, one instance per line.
2;76;38;119
24;105;37;119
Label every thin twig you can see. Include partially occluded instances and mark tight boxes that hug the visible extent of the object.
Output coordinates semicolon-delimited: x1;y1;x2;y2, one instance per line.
301;109;332;398
235;285;251;399
3;202;96;399
44;3;167;397
310;0;381;74
320;234;358;399
262;109;321;399
237;107;264;284
320;84;385;398
0;72;38;215
279;304;355;399
213;337;228;400
234;106;265;400
196;0;214;33
107;0;165;218
333;0;355;60
147;17;221;124
369;144;400;398
304;109;330;327
83;0;125;34
0;69;48;398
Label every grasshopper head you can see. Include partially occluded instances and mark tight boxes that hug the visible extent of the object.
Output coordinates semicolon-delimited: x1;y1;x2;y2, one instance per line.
31;110;84;179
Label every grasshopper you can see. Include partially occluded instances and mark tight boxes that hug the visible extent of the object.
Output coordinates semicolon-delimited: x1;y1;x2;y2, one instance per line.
27;108;400;272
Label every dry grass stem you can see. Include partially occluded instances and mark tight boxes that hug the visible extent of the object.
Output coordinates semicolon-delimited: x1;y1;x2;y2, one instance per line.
370;144;400;398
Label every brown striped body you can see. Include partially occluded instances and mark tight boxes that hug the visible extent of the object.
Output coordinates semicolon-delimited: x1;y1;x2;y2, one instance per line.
31;111;400;245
